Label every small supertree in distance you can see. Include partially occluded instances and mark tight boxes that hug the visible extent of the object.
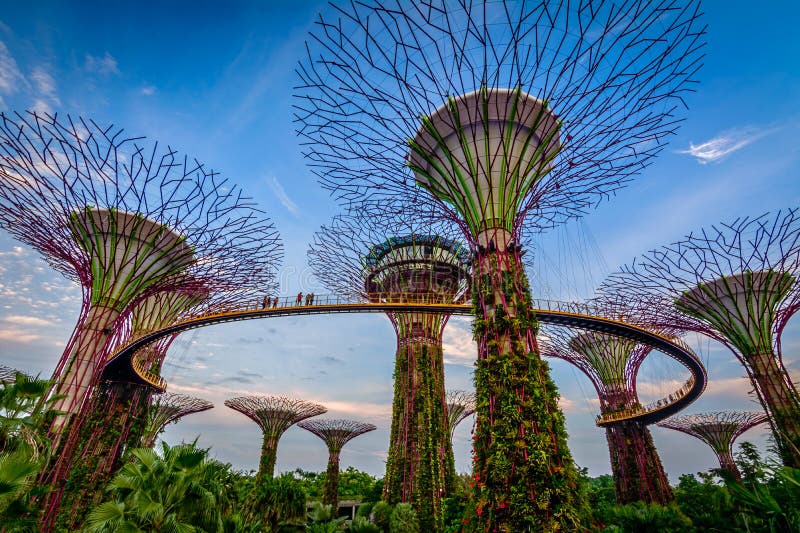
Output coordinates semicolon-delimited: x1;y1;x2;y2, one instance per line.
225;395;327;481
600;209;800;467
141;393;214;448
0;364;27;384
444;389;475;478
297;418;377;509
296;2;705;529
540;321;675;505
445;389;476;443
658;411;769;480
0;111;282;530
309;210;469;528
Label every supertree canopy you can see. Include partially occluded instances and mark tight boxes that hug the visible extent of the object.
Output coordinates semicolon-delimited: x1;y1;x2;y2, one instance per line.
657;411;769;479
297;2;705;528
309;211;469;528
540;324;674;504
142;393;215;448
599;209;800;467
298;418;377;509
0;111;283;530
225;395;327;480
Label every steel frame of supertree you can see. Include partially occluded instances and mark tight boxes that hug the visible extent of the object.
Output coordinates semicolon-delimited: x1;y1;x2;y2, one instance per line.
295;1;705;529
0;110;283;530
141;393;214;448
224;395;327;481
657;411;769;479
308;210;470;528
599;209;800;468
297;418;377;509
540;316;675;505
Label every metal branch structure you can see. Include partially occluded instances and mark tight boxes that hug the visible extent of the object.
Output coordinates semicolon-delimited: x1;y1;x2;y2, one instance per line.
600;209;800;467
0;111;283;530
540;319;675;504
296;2;705;529
142;393;214;448
657;411;769;479
309;211;469;527
298;418;377;509
225;395;327;480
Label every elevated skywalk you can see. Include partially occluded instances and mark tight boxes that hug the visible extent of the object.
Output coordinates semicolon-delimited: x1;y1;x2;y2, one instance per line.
103;294;706;426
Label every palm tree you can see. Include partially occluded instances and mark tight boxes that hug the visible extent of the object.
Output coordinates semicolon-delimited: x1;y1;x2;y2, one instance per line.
83;441;227;532
0;371;58;528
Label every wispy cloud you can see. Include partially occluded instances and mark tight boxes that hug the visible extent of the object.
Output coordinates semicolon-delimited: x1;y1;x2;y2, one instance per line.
84;52;120;76
268;176;300;216
30;66;59;102
677;127;772;164
0;41;26;97
140;85;156;96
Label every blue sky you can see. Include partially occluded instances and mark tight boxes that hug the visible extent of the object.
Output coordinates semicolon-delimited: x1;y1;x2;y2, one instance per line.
0;1;798;480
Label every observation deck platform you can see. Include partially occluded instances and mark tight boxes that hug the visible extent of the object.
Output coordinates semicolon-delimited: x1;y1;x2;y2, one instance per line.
103;294;706;426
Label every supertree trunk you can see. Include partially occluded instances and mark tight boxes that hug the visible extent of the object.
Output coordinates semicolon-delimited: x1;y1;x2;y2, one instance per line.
384;312;451;531
605;421;672;505
55;382;151;530
471;239;580;532
747;351;800;467
717;449;740;479
258;435;279;482
324;450;341;508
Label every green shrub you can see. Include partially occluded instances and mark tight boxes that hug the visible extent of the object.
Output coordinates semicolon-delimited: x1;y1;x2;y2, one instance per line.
371;501;393;532
389;503;419;533
603;502;693;533
348;516;381;533
356;502;373;519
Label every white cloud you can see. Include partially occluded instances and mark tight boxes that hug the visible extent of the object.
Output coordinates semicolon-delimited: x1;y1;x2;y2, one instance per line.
0;328;41;343
442;317;476;366
84;52;120;76
140;85;156;96
0;41;26;95
2;315;53;327
677;127;772;164
30;66;59;103
31;98;52;115
268;176;300;216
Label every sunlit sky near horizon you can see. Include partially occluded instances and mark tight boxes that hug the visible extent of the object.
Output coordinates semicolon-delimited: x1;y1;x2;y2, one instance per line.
0;1;799;481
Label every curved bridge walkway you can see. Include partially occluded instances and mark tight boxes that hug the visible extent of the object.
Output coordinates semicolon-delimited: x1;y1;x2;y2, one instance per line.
102;294;706;427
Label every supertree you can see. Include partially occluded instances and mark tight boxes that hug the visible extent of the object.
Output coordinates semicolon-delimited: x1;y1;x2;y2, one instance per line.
141;393;214;448
225;395;327;481
0;110;283;529
540;323;674;504
0;364;27;383
657;411;769;479
444;389;476;488
297;418;377;509
599;209;800;467
445;389;476;443
309;211;470;528
296;1;705;529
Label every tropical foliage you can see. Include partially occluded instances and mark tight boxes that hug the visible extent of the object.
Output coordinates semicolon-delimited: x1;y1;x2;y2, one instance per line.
0;372;58;530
